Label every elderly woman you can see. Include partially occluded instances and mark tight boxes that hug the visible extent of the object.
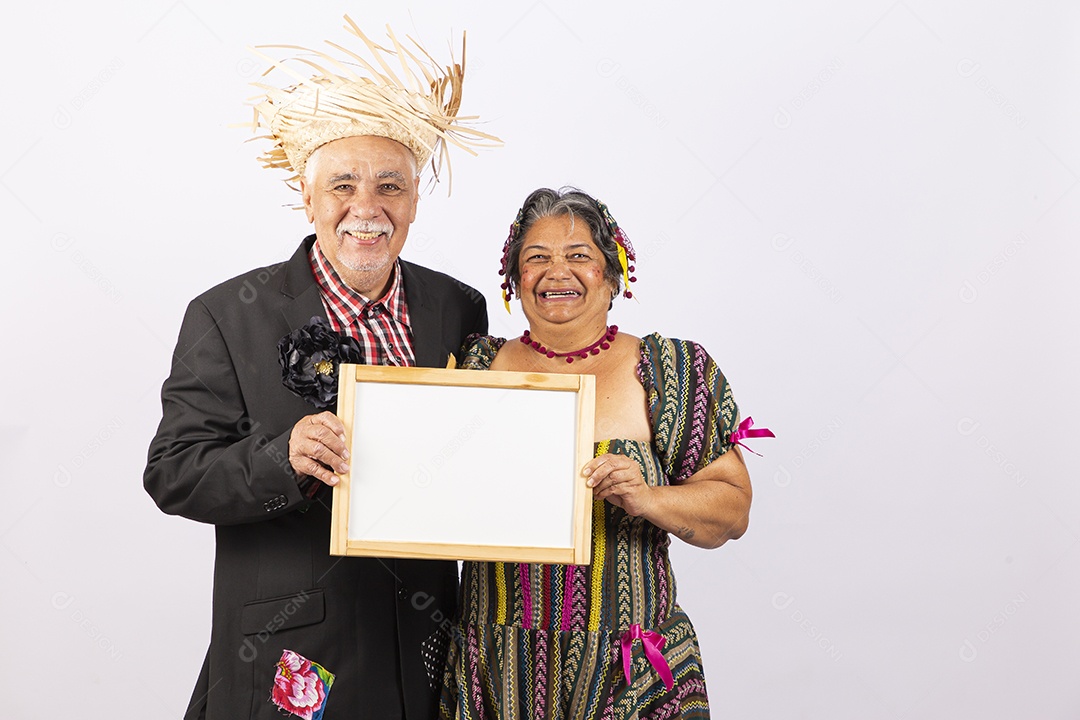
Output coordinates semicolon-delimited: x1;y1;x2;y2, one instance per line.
439;188;759;719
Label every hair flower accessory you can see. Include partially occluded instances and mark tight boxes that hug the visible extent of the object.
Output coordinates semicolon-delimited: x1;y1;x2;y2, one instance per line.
595;199;637;299
278;317;364;410
271;649;335;719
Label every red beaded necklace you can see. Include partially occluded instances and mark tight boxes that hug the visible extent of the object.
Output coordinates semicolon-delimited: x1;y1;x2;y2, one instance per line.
520;325;618;363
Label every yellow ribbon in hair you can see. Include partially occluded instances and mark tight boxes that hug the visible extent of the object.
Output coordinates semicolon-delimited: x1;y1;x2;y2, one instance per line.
616;243;631;291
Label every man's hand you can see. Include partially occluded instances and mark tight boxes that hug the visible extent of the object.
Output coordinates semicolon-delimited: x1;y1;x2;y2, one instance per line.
288;411;350;486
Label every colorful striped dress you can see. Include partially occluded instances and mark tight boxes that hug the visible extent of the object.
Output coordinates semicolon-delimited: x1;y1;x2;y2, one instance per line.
439;333;740;720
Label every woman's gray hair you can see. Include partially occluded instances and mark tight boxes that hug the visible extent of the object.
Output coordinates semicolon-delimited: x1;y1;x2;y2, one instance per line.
502;187;624;297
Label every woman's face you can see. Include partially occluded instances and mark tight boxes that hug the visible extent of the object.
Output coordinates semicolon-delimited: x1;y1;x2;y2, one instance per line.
516;214;615;329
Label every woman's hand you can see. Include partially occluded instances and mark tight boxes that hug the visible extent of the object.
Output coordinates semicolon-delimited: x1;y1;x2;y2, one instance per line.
582;453;654;517
583;448;752;548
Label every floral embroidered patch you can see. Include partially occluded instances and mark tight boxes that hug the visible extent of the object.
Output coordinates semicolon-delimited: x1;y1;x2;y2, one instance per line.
271;649;335;719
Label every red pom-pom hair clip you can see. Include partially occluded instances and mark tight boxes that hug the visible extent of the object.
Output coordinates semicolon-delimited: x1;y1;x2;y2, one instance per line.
596;199;637;299
499;221;518;314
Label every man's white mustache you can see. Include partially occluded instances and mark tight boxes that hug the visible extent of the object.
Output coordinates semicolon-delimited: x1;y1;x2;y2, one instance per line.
337;221;393;237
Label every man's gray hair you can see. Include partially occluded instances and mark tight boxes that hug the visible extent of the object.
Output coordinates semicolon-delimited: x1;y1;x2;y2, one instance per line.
302;139;419;186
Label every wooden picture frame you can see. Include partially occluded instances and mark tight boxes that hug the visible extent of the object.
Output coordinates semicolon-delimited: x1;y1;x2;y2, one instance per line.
330;364;595;565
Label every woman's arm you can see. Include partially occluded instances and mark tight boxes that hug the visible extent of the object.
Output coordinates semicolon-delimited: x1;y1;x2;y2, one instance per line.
582;447;752;549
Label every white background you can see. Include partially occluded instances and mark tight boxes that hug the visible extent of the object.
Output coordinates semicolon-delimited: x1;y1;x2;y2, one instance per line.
2;1;1077;717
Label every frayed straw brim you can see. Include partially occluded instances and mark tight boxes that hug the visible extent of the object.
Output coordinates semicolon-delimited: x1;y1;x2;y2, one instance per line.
241;16;501;188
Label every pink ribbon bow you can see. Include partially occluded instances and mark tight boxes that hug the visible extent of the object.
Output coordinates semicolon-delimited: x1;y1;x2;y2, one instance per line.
728;416;775;456
621;623;674;690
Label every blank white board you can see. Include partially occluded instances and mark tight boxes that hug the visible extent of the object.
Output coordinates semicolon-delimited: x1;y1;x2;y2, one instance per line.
330;364;595;564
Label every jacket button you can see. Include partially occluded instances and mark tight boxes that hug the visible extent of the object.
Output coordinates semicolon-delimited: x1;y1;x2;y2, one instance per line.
264;495;287;511
397;587;410;602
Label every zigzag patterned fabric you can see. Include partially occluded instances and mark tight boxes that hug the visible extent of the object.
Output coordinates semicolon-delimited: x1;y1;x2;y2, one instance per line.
439;333;739;720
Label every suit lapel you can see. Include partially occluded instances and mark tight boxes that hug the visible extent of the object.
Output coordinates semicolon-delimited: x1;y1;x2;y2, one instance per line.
270;237;331;421
401;261;443;369
279;235;329;331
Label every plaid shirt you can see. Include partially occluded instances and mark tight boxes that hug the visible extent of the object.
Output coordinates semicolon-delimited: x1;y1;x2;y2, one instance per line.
309;242;416;367
296;243;416;499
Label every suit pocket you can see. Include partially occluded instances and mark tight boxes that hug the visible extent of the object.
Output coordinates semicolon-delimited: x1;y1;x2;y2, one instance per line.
240;589;325;636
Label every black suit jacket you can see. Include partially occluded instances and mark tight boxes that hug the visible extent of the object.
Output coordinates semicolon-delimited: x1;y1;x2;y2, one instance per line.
145;236;487;719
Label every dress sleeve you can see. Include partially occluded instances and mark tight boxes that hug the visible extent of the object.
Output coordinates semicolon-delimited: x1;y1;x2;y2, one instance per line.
459;334;506;370
638;333;740;483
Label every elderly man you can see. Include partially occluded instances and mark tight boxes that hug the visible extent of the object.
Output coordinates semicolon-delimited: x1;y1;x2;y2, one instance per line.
145;20;496;719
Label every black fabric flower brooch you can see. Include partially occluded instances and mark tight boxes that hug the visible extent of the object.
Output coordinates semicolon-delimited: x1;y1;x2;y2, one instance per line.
277;317;364;410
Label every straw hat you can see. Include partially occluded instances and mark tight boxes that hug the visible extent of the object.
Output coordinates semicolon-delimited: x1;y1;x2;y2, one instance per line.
246;16;500;185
